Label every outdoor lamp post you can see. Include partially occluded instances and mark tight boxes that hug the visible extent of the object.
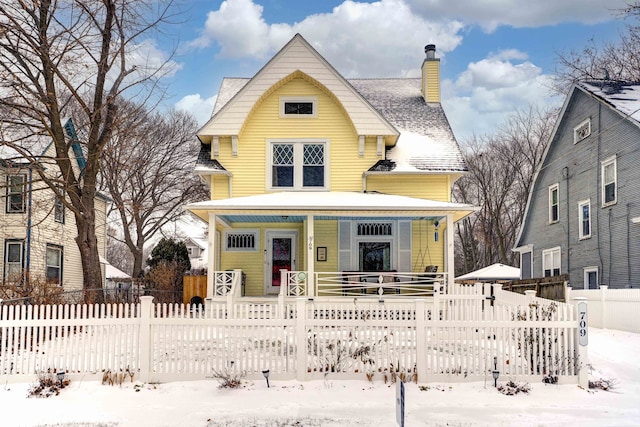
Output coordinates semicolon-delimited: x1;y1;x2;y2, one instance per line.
57;371;65;388
262;369;270;388
492;357;500;387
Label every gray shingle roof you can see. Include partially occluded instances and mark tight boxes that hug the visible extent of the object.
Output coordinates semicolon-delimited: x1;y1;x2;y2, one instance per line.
195;142;227;171
350;78;466;172
208;77;467;173
578;80;640;124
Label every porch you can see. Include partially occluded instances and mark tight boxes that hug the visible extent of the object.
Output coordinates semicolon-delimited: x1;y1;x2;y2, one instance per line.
186;191;477;300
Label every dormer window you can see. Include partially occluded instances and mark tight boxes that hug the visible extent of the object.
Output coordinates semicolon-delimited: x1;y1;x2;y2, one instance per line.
574;118;591;143
280;97;317;118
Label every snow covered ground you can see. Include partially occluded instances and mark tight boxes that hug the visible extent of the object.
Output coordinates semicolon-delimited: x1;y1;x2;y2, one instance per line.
2;327;639;427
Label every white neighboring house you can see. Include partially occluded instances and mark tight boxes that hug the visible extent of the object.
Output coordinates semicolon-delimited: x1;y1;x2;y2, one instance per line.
103;258;138;301
1;119;108;292
184;236;208;272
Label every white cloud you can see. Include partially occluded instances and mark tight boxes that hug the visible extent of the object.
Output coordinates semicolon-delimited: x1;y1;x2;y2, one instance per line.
190;0;465;77
175;94;217;126
442;55;561;141
406;0;629;32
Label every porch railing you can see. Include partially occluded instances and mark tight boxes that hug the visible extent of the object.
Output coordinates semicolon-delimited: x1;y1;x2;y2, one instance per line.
282;271;449;298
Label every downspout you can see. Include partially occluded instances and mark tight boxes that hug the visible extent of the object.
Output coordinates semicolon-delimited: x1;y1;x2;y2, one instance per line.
25;168;33;285
563;166;570;280
596;103;604;283
362;172;367;192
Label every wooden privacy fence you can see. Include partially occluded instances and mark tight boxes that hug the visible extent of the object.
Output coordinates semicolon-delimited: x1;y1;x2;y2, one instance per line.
0;286;586;386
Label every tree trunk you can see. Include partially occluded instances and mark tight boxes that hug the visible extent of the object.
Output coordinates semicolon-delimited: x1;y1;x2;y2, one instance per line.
74;200;104;304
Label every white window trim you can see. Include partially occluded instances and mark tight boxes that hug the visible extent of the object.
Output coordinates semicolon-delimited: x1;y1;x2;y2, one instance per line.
353;220;397;271
6;174;26;213
4;239;24;282
573;118;591;143
267;139;329;191
548;183;559;224
45;244;63;285
279;96;318;118
542;246;561;277
578;199;591;240
583;266;598;290
601;155;617;207
223;229;259;252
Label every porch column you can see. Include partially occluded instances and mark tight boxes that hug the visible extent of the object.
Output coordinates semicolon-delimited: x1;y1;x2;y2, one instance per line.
446;213;454;289
307;214;315;297
207;212;217;299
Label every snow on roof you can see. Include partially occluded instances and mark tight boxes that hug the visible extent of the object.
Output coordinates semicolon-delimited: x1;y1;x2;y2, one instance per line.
579;81;640;124
455;263;520;281
187;191;477;224
206;77;466;173
105;263;131;280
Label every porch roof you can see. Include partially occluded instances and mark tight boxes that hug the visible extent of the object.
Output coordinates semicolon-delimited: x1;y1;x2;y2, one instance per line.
187;191;477;224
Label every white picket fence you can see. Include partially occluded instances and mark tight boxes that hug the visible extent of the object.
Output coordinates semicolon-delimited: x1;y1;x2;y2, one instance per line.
0;285;586;385
567;286;640;333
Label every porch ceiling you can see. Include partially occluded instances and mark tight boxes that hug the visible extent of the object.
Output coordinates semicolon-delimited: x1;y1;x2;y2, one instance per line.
187;191;478;224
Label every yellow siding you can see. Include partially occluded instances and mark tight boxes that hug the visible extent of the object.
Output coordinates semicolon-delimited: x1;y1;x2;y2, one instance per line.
211;175;230;200
218;222;304;296
424;61;440;103
212;77;382;198
367;174;451;202
410;219;444;273
309;220;338;273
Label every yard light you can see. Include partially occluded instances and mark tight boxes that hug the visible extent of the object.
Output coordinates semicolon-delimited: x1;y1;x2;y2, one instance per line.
262;369;270;388
492;357;500;388
57;371;65;388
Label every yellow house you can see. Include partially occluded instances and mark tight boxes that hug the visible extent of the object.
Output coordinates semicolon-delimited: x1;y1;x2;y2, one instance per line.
188;34;476;300
1;119;107;296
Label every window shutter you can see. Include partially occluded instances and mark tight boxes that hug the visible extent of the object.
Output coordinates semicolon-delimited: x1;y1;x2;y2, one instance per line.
338;221;352;271
521;251;532;279
398;220;412;272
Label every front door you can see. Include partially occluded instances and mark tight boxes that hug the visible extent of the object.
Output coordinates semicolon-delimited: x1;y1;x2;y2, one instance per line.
265;231;297;294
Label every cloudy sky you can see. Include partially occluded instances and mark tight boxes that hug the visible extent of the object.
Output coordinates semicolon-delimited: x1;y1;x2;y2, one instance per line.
162;0;630;140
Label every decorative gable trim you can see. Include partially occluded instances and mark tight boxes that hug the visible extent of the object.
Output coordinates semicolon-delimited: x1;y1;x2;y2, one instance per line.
197;34;398;140
213;136;219;157
231;136;238;157
359;136;365;157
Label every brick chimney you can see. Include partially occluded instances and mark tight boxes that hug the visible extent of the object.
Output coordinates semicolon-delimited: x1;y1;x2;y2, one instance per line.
421;44;440;103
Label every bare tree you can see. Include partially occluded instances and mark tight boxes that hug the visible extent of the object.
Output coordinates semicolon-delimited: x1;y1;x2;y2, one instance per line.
103;104;207;277
453;106;557;274
554;2;640;92
0;1;178;302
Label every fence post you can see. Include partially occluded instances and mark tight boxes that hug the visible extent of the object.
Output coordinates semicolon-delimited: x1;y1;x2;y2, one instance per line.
139;296;154;383
599;285;608;329
524;290;536;303
415;299;427;383
573;297;589;388
296;298;307;381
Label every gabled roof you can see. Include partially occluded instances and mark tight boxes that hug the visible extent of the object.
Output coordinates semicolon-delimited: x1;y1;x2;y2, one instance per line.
455;263;520;281
352;79;465;172
202;54;467;173
514;80;640;248
578;80;640;125
199;34;398;139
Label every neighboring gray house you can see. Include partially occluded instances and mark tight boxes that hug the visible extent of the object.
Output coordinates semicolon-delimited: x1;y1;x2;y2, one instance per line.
514;80;640;289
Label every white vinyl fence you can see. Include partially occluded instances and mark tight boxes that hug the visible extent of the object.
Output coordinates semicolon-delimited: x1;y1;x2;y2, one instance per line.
567;286;640;333
0;285;586;386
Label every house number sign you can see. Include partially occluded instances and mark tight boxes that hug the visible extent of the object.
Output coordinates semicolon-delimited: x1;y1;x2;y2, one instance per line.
578;302;588;346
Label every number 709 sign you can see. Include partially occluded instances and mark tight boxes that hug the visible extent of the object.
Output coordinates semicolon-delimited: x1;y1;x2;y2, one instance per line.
578;302;588;346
